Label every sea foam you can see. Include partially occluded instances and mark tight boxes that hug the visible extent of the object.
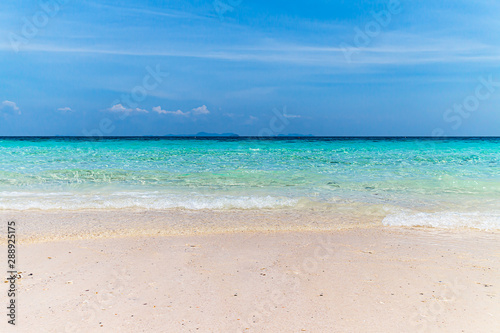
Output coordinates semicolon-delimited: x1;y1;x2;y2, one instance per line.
0;192;299;210
382;211;500;230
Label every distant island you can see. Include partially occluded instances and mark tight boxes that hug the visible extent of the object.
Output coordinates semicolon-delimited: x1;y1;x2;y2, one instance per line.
278;133;314;137
164;132;240;137
164;132;314;137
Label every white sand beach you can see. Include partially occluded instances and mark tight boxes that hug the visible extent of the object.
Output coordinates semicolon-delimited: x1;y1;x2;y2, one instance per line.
1;211;499;333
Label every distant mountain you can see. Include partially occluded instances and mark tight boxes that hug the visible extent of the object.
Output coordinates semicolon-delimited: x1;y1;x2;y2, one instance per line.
195;132;239;137
163;133;315;137
164;132;239;137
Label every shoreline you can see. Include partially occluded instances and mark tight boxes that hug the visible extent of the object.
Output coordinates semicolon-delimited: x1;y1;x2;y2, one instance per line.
1;208;499;244
0;208;384;244
2;227;499;332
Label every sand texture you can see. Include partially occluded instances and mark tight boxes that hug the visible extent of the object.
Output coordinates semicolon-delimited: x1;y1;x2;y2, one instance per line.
2;226;499;332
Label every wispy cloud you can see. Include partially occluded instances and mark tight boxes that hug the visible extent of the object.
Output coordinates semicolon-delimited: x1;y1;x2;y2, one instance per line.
108;104;128;112
108;104;148;113
152;105;210;117
2;35;498;67
57;106;73;113
245;115;259;124
1;100;20;114
105;104;210;117
85;1;209;20
152;106;189;116
191;105;210;115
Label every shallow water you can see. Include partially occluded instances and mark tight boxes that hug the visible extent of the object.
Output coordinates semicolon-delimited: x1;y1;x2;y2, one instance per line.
1;137;499;230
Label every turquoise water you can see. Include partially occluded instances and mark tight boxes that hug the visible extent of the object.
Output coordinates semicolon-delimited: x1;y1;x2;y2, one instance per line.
1;137;499;229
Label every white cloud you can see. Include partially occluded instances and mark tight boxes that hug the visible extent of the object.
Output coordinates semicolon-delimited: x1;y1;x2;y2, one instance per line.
245;115;259;124
152;106;167;114
108;104;149;113
153;105;209;116
1;100;20;114
108;104;128;112
152;106;189;116
104;104;210;117
191;105;210;115
57;107;73;112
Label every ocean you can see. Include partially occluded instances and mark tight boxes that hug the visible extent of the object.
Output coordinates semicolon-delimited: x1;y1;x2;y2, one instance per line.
1;137;499;230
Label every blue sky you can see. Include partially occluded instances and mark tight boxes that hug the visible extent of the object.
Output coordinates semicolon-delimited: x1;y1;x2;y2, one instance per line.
1;0;499;136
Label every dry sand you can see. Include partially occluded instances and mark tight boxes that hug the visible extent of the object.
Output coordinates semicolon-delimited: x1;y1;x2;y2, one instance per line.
1;222;499;333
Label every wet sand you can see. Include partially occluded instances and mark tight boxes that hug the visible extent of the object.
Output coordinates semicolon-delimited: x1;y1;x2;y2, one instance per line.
1;219;499;332
0;208;385;243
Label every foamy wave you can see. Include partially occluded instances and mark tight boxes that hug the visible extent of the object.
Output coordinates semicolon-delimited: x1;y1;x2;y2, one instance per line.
0;192;299;210
382;211;500;230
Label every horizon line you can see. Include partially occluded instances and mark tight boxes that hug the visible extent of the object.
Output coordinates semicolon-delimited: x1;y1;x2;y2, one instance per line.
1;136;499;139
